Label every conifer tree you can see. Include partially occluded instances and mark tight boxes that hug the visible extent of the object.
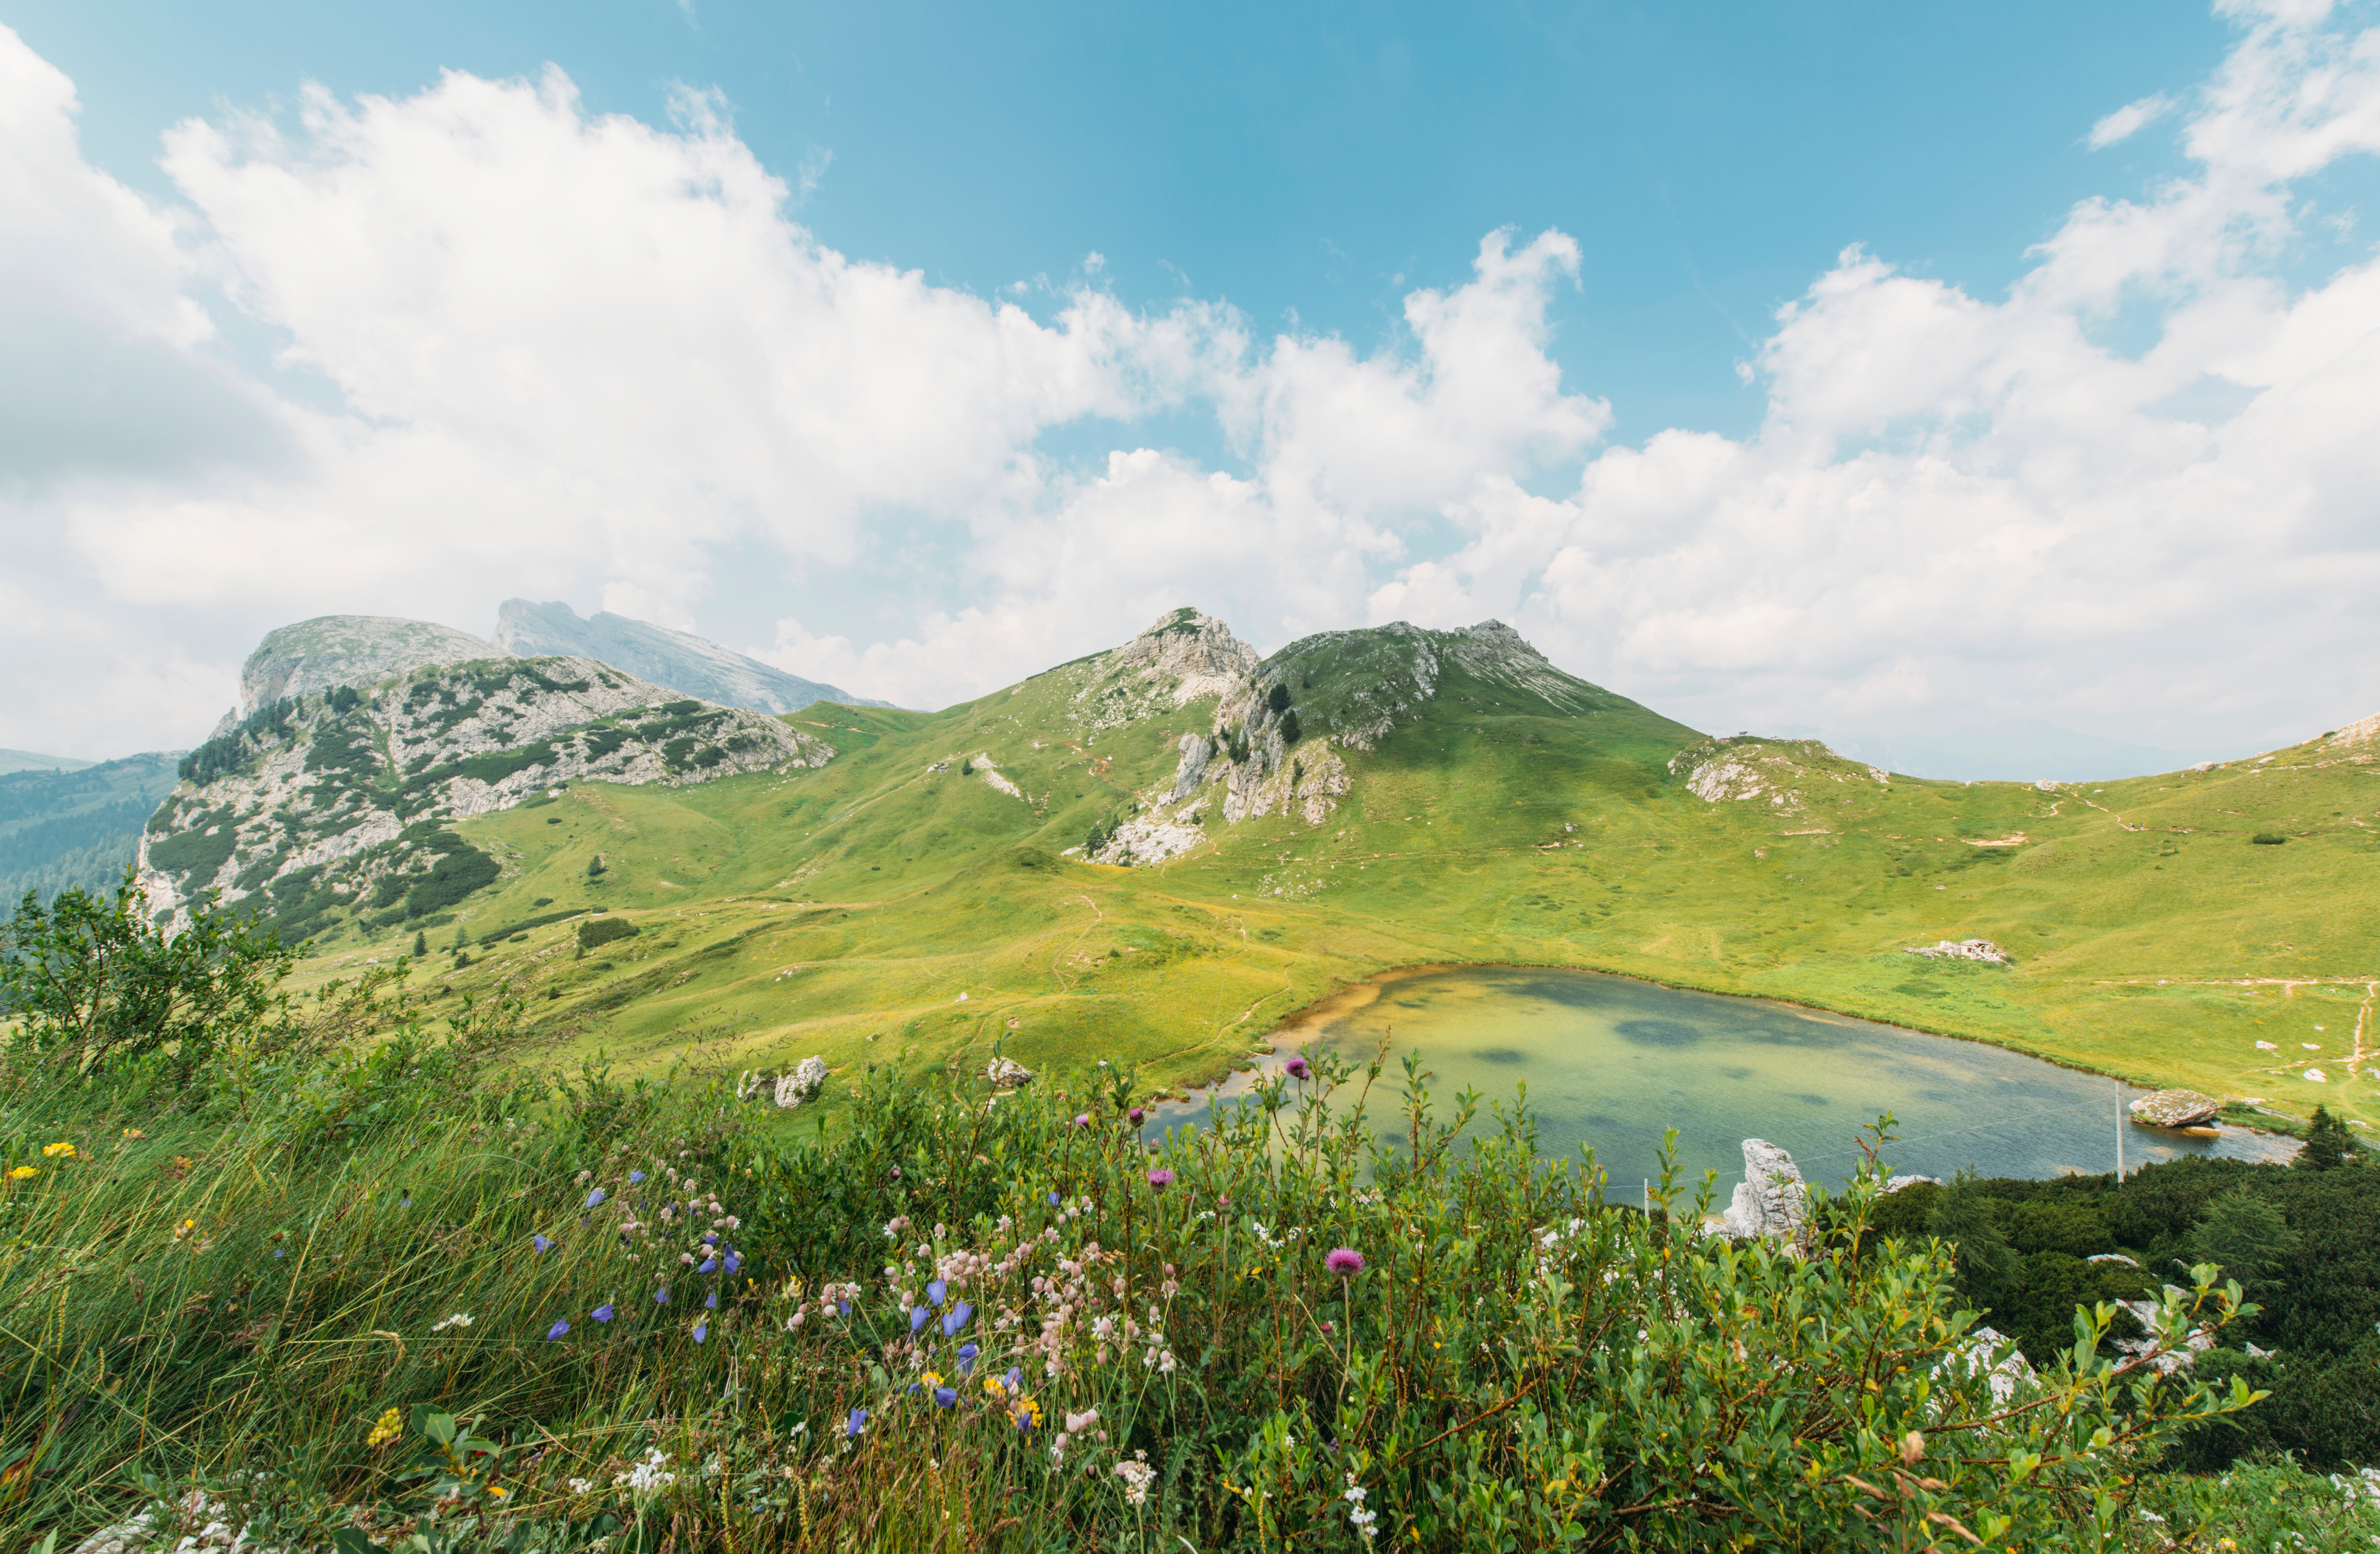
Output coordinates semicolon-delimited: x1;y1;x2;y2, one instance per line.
2298;1105;2358;1170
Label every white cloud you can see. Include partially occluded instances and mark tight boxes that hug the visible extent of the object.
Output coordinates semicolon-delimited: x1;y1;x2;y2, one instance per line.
2089;93;2178;148
3;4;2378;771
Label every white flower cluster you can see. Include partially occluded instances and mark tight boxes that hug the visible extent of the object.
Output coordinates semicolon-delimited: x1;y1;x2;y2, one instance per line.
430;1312;474;1332
613;1447;676;1496
1343;1475;1378;1541
1115;1451;1156;1507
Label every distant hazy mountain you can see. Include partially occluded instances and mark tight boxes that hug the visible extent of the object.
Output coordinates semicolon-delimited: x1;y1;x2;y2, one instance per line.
0;752;182;904
0;749;95;775
1776;716;2225;784
493;599;888;714
242;616;501;716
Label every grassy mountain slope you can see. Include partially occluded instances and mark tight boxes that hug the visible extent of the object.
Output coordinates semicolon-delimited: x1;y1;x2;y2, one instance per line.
297;613;2377;1132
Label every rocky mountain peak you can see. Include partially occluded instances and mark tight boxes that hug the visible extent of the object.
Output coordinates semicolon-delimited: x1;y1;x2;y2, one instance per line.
1104;608;1261;706
241;615;503;716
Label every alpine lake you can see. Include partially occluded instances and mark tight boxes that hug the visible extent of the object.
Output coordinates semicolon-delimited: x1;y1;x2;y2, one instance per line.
1156;965;2295;1194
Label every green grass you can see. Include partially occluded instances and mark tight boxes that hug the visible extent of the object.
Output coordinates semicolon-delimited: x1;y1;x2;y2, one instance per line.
273;637;2376;1136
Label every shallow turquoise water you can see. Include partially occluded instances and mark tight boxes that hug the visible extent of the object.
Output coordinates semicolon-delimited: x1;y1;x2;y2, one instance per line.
1164;965;2292;1190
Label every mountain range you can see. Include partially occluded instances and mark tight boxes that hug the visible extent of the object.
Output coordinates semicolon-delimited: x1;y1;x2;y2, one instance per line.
123;605;2378;1137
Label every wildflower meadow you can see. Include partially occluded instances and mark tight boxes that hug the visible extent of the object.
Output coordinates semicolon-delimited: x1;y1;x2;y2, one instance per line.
2;884;2376;1552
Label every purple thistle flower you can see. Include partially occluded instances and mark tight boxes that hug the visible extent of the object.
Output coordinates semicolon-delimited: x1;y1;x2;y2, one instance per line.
546;1320;570;1340
1284;1056;1311;1081
655;1287;669;1305
706;1291;718;1310
846;1407;867;1438
927;1278;947;1307
911;1306;931;1332
628;1170;646;1186
942;1301;973;1338
1325;1247;1365;1277
957;1342;978;1374
1147;1168;1175;1189
692;1322;707;1343
1129;1107;1145;1124
1073;1114;1090;1128
533;1235;553;1253
698;1257;718;1274
592;1304;615;1323
586;1189;607;1209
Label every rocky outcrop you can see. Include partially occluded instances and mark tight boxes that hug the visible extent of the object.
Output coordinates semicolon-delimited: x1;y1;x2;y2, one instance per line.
140;656;833;936
1668;735;1890;810
494;599;887;715
986;1056;1035;1086
2128;1090;2223;1127
1904;939;2012;964
738;1057;829;1108
240;615;500;716
1719;1139;1809;1240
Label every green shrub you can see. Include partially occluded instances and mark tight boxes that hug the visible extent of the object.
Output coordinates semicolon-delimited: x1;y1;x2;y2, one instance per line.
403;843;499;918
575;915;637;951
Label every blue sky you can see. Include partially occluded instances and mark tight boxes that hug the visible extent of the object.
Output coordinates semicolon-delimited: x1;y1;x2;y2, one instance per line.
13;0;2234;445
3;1;2378;775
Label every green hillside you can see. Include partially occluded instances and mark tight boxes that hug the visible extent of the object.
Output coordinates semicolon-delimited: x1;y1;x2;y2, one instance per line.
290;611;2377;1133
0;752;182;905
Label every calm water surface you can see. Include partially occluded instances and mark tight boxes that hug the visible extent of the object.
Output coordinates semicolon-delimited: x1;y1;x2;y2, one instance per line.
1159;965;2292;1190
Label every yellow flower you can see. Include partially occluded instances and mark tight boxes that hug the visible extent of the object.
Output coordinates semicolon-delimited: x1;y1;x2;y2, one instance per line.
1011;1396;1043;1430
983;1375;1007;1398
121;1128;145;1141
41;1142;75;1159
366;1408;405;1449
6;1166;36;1182
484;1483;508;1500
921;1371;945;1390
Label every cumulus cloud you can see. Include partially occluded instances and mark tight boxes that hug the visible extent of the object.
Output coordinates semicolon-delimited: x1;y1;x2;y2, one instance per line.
2;3;2377;771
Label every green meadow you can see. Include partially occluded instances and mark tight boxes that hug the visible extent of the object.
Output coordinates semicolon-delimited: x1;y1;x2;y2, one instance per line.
315;643;2380;1135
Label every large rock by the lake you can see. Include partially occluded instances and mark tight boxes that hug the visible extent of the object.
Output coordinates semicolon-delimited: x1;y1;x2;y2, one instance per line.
2129;1089;2222;1127
1720;1139;1809;1240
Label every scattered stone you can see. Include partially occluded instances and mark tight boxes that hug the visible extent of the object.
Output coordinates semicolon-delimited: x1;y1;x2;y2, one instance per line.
2128;1090;2222;1127
1903;939;2012;964
1884;1174;1942;1194
986;1056;1035;1087
2113;1290;2217;1373
1719;1139;1809;1240
2087;1252;2140;1267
